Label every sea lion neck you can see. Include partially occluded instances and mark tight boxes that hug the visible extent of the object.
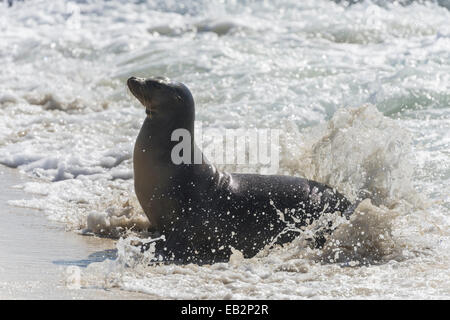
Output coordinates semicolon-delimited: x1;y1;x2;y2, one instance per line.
142;112;195;138
136;116;195;162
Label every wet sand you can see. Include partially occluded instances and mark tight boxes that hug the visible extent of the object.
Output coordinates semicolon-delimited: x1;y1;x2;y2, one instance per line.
0;166;149;299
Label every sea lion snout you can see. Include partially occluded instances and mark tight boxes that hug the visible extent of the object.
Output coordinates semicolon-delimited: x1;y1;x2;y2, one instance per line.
128;76;154;112
127;76;137;84
127;76;144;92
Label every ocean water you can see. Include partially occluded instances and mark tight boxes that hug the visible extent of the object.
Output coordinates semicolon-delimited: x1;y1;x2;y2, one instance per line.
0;0;449;299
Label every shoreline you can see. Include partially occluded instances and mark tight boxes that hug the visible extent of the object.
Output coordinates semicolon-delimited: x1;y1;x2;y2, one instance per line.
0;165;149;299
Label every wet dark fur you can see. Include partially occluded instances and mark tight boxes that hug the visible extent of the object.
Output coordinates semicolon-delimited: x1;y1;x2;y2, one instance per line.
128;76;355;264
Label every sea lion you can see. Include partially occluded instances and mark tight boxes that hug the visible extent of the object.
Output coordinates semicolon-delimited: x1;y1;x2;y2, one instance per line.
128;76;355;264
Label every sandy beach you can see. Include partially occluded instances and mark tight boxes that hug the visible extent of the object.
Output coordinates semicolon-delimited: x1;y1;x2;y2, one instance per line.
0;165;149;299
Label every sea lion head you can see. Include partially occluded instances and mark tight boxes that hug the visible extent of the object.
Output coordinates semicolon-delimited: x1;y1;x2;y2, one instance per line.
127;76;195;128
